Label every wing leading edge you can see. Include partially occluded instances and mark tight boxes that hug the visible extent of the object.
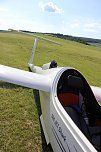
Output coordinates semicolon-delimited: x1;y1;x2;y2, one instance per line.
0;65;50;92
0;65;101;101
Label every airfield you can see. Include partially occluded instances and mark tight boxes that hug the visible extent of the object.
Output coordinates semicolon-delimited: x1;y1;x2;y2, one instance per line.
0;31;101;151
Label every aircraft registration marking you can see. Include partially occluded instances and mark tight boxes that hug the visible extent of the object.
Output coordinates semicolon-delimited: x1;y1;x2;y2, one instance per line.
51;114;78;152
52;126;67;152
51;114;72;151
51;114;66;142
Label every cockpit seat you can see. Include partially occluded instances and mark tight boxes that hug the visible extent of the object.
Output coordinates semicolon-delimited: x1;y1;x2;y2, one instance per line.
58;75;82;107
58;93;79;107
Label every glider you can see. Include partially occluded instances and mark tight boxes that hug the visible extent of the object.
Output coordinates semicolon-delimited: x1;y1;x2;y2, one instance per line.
0;32;101;152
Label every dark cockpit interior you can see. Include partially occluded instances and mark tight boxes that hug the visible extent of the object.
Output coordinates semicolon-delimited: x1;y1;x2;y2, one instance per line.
57;69;101;151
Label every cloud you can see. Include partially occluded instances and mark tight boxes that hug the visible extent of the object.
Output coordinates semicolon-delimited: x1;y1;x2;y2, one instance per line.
0;17;37;31
0;7;8;12
0;16;56;33
40;2;64;14
62;20;81;32
84;22;101;33
70;20;80;29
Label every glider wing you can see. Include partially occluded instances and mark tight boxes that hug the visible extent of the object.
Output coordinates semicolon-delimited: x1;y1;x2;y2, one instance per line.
0;65;50;92
91;86;101;101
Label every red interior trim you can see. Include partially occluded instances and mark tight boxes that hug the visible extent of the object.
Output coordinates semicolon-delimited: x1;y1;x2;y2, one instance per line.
58;93;79;107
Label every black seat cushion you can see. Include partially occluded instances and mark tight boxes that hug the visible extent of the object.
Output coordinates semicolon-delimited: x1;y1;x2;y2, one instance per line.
64;106;91;141
64;106;101;151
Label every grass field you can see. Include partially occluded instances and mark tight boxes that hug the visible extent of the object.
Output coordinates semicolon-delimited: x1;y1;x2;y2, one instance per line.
0;31;101;152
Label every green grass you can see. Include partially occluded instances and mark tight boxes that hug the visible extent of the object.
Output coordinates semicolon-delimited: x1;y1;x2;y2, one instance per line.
0;31;101;152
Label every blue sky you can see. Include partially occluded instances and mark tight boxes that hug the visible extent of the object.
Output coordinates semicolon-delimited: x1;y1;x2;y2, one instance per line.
0;0;101;39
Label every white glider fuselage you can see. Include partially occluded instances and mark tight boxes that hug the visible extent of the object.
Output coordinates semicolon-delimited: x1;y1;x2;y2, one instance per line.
0;63;100;152
29;65;98;152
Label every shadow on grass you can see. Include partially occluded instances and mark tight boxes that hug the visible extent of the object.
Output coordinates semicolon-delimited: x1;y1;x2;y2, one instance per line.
0;82;29;89
33;89;53;152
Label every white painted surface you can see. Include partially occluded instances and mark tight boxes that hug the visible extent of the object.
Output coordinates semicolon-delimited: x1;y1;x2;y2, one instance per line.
91;86;101;101
0;65;50;92
40;115;49;145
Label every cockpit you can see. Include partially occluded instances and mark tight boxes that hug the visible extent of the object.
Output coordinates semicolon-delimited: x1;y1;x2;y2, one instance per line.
57;69;101;151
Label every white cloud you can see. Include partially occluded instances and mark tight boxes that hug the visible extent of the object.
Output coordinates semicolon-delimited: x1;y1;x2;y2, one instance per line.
84;22;101;33
61;19;81;32
0;16;56;33
0;7;8;12
0;18;36;31
40;2;64;14
70;21;80;29
60;19;101;39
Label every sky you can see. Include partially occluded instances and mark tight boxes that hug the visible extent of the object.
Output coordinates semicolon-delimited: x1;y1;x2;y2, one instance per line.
0;0;101;39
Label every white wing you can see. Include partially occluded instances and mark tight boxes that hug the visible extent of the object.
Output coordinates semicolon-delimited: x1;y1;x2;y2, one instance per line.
91;86;101;101
0;65;50;92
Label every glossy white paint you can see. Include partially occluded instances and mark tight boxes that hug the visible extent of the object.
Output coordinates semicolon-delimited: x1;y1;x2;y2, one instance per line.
91;86;101;101
0;65;50;92
28;37;38;64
